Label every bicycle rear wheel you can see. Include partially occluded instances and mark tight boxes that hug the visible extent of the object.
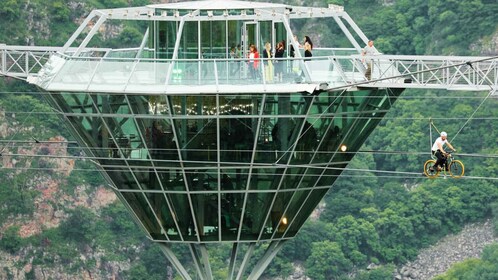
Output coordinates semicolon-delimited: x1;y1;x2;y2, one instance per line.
424;159;439;178
449;160;464;178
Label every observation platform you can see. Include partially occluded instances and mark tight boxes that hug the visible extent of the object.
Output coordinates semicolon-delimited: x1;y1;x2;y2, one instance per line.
1;45;497;94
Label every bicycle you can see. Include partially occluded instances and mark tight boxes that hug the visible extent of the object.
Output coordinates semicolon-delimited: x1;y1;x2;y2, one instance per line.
423;150;464;179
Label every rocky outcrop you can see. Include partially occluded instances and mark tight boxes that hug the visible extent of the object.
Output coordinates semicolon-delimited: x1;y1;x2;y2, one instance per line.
397;220;498;280
268;262;311;280
470;29;498;55
0;110;122;279
0;109;7;138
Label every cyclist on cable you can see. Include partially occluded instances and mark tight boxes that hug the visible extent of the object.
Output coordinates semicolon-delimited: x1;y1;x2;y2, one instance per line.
431;131;456;172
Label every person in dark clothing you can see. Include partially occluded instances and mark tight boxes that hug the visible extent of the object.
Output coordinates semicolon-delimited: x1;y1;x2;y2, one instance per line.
303;36;313;61
274;40;285;82
289;35;300;58
298;35;313;81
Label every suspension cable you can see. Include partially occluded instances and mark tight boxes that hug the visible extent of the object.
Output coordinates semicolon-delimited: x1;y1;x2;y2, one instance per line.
2;163;498;181
451;87;496;143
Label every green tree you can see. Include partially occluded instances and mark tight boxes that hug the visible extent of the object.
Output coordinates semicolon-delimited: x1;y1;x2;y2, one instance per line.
60;207;97;245
355;264;396;280
333;216;381;264
305;240;352;280
0;226;23;254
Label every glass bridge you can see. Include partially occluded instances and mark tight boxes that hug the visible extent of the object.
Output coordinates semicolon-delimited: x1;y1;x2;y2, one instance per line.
0;1;496;279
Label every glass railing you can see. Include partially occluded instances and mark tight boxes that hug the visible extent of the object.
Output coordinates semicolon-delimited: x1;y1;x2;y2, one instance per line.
37;51;374;91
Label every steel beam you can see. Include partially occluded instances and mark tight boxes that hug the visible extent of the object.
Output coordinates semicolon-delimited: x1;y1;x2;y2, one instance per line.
235;243;256;280
158;243;192;280
247;241;286;280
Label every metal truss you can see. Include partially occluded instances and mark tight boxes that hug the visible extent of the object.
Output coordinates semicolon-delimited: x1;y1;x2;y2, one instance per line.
0;45;110;79
356;55;498;92
0;45;57;79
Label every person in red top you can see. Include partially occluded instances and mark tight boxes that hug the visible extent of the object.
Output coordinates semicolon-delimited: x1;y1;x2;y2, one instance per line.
248;44;260;80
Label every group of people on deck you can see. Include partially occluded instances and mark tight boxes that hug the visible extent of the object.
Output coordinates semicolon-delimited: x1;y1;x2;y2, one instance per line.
243;35;314;82
237;34;378;82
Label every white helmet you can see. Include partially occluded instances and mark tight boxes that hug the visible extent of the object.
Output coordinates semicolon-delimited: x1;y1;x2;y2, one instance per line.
441;131;447;137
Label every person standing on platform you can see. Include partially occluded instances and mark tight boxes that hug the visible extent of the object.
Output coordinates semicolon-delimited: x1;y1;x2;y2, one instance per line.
248;44;260;80
362;40;378;80
303;35;313;61
274;41;285;82
262;42;274;82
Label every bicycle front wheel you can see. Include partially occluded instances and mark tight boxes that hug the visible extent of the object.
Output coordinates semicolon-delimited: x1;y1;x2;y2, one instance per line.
424;159;439;178
449;160;464;178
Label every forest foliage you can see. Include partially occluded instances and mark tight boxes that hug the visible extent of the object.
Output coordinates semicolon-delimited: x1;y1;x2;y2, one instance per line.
0;0;497;279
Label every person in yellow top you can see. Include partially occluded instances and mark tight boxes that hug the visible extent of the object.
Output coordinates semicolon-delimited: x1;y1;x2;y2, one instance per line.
262;42;274;82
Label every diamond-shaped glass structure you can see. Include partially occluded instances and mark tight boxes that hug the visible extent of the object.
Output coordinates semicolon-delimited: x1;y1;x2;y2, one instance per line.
29;1;405;279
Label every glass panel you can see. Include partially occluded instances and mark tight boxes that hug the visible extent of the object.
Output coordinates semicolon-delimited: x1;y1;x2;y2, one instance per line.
182;60;201;84
157;21;177;59
285;189;328;238
169;193;196;241
269;191;293;238
149;118;178;163
274;22;287;56
60;92;95;115
275;190;308;238
103;117;138;159
201;21;227;59
243;23;257;58
62;114;100;155
149;193;181;241
93;94;130;115
186;169;218;192
228;20;242;56
127;61;170;91
87;60;134;92
160;170;186;191
180;21;199;59
259;21;272;52
121;192;164;240
191;193;219;241
53;92;113;158
132;168;157;190
50;59;99;89
239;192;273;240
174;118;218;165
299;168;323;189
137;193;164;241
272;118;295;164
105;167;139;190
220;108;254;163
220;170;243;240
281;167;306;190
289;118;319;164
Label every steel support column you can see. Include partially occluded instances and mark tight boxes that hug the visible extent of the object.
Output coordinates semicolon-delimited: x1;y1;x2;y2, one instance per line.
227;243;239;280
199;244;214;280
235;242;256;280
189;244;208;280
158;243;193;280
247;240;286;280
